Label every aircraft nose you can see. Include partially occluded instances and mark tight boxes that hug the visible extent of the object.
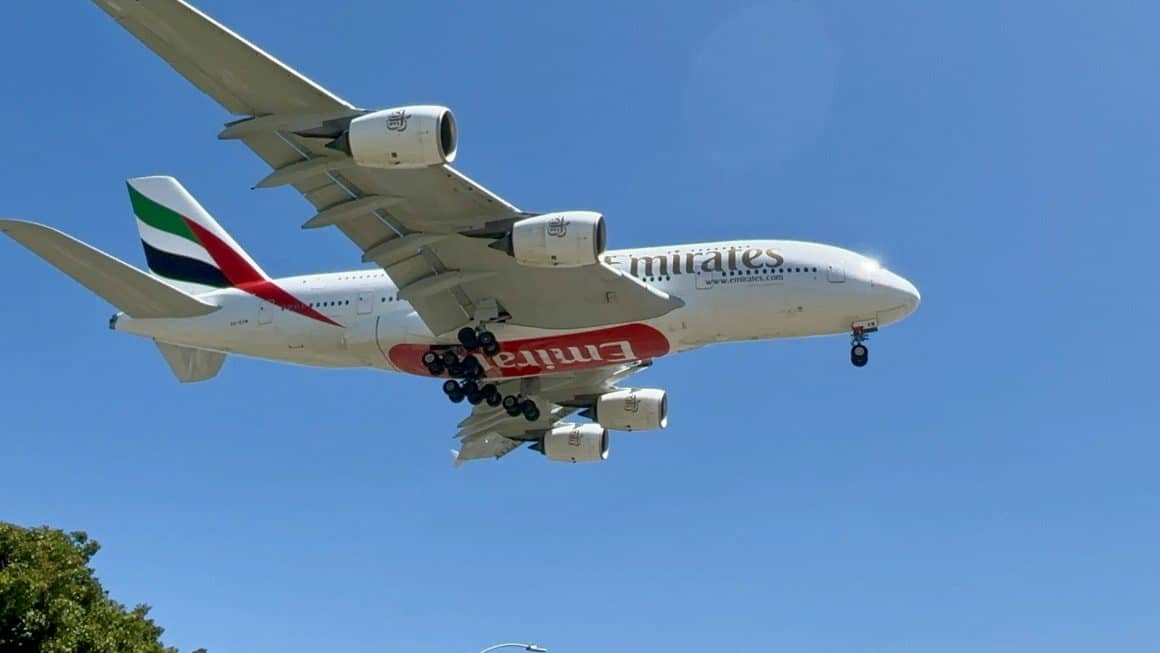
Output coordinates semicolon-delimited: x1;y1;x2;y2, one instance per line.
876;268;921;313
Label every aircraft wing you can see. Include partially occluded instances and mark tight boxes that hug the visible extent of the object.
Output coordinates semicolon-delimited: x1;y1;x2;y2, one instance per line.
451;362;651;465
93;0;683;335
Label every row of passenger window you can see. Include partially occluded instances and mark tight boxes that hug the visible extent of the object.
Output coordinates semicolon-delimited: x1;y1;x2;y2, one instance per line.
305;295;403;309
637;266;820;283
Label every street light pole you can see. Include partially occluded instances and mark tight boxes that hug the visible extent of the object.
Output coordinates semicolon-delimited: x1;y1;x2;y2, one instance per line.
477;643;548;653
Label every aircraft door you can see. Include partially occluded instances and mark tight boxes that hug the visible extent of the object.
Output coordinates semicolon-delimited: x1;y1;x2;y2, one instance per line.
257;301;274;325
827;265;846;283
356;292;373;315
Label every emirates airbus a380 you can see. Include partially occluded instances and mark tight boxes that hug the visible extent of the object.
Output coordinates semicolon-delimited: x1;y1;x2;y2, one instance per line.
2;0;919;465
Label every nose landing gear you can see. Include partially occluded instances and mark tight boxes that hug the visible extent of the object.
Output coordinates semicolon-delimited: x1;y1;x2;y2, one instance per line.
850;324;875;367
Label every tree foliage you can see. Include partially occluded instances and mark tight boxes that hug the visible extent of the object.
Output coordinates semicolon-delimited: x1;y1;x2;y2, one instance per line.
0;523;199;653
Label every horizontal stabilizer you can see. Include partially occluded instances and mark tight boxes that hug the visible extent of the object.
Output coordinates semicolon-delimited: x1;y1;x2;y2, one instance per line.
155;341;226;383
0;219;219;319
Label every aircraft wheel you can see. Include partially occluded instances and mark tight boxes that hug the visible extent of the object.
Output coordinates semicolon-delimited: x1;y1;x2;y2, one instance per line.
442;379;460;395
478;331;499;353
460;354;482;379
458;327;480;351
485;391;503;407
440;349;459;367
447;389;465;403
461;379;479;396
521;400;540;422
467;391;485;405
425;359;445;376
503;395;521;416
851;344;869;367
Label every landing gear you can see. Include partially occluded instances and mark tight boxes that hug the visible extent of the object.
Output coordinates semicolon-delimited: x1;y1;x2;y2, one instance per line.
521;399;541;422
502;394;521;416
851;343;869;367
499;394;539;421
442;376;503;406
426;325;508;404
457;326;479;350
478;331;500;357
456;326;502;356
485;387;503;407
850;325;873;368
422;351;445;376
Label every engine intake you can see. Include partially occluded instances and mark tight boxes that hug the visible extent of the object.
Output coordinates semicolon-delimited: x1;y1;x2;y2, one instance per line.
333;105;457;169
508;211;606;268
542;423;610;463
594;388;668;432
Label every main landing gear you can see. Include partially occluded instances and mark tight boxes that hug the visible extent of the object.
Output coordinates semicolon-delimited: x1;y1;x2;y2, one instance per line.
423;327;540;421
850;325;874;367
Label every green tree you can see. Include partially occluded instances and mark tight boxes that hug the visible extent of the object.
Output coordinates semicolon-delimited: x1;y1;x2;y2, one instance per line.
0;523;202;653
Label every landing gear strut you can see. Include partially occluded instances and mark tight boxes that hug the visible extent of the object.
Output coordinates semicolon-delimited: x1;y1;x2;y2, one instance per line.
850;326;873;367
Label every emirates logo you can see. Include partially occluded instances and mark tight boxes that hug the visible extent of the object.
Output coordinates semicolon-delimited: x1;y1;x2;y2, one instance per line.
384;109;409;132
546;216;568;238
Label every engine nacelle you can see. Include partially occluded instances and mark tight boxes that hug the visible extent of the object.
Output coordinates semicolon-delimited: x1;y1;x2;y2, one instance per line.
593;388;668;432
510;211;606;268
542;423;610;463
339;105;457;169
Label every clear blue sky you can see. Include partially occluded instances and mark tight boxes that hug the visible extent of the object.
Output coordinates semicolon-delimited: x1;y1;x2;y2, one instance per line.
2;1;1158;652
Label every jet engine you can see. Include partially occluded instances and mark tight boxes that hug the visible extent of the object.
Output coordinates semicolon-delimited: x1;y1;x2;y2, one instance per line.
542;423;610;463
331;105;457;169
508;211;606;268
593;388;668;432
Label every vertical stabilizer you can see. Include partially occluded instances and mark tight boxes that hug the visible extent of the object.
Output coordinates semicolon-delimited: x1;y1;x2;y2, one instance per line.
128;176;267;295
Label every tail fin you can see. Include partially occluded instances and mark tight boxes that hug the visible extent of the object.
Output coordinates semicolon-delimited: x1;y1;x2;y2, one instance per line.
128;176;267;295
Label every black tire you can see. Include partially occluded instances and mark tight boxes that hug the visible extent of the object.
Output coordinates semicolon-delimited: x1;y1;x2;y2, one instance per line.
462;380;479;396
442;379;460;394
482;341;501;357
478;331;497;349
521;400;540;422
485;392;503;407
851;345;869;367
467;391;485;405
461;354;482;378
440;349;459;367
458;327;480;350
425;360;445;376
422;351;440;366
482;384;500;398
502;395;519;410
447;389;465;403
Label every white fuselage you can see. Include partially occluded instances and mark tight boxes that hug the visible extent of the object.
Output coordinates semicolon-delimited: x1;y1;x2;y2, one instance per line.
113;239;920;379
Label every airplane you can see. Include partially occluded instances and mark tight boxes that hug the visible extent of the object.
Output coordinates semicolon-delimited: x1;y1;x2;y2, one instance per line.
1;0;920;465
